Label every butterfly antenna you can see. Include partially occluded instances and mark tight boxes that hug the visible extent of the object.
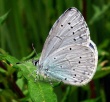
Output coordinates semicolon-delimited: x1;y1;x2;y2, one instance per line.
32;43;39;66
32;43;37;56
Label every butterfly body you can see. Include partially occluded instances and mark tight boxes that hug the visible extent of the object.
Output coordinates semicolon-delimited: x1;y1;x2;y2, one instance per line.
34;7;98;86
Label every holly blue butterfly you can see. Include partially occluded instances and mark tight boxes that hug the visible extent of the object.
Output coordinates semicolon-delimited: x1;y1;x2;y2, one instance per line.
33;7;98;86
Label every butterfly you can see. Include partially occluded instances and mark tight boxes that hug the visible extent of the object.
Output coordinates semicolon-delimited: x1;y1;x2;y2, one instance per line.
33;7;98;86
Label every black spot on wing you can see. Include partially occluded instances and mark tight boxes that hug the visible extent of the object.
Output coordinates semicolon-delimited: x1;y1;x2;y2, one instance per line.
61;25;63;27
73;38;76;41
78;61;81;64
54;57;56;59
68;22;71;25
73;32;74;34
70;48;72;50
71;26;73;28
65;78;67;80
89;42;94;50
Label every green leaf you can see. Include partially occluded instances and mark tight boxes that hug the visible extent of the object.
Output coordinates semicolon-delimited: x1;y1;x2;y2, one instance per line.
0;53;19;65
17;61;34;80
89;4;110;24
17;61;57;102
0;52;57;102
0;10;10;25
94;67;110;79
28;80;57;102
0;67;7;73
0;49;19;65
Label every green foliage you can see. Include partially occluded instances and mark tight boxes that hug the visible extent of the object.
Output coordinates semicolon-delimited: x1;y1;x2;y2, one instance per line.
0;0;110;102
0;10;10;26
0;51;57;102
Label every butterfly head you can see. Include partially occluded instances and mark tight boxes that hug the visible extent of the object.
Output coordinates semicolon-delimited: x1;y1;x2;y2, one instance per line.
32;59;39;66
32;60;46;76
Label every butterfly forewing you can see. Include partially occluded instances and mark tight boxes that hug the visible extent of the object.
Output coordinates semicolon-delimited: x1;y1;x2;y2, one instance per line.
39;7;90;63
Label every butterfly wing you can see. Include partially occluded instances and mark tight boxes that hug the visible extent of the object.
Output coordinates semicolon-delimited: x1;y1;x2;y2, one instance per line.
39;7;90;64
42;41;98;85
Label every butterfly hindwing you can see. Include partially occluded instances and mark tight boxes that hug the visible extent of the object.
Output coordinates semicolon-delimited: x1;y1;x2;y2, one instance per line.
42;41;98;85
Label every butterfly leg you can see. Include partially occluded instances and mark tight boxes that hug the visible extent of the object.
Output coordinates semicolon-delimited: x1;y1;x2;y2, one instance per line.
44;73;53;87
49;79;53;87
34;69;40;82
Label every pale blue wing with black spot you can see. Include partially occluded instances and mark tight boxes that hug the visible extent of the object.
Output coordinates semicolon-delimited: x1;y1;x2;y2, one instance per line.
42;40;98;85
39;7;90;64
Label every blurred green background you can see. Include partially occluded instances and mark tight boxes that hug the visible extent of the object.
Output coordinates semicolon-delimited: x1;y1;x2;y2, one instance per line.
0;0;110;102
